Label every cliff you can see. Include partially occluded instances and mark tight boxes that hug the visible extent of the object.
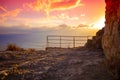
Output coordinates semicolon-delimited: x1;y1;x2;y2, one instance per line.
102;0;120;79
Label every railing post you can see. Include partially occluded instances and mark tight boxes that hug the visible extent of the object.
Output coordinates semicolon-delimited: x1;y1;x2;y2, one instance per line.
73;36;75;48
46;36;49;48
60;36;61;48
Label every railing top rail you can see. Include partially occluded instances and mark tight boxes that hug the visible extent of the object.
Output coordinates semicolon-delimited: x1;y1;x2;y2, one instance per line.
47;35;92;37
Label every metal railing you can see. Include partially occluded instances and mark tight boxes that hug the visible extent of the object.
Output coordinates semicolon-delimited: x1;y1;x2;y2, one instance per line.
46;35;92;48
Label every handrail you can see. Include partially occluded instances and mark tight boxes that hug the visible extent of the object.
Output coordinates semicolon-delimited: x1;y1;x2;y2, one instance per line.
46;35;92;48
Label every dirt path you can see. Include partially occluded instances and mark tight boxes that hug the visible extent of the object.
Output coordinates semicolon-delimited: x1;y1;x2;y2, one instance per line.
0;49;114;80
41;49;113;80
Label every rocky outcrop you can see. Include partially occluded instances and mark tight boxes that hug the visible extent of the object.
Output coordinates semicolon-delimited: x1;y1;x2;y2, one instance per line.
102;0;120;79
85;28;104;50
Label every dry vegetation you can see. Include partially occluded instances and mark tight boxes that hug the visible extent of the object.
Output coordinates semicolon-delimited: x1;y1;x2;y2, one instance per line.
0;44;37;61
6;44;24;51
6;44;36;53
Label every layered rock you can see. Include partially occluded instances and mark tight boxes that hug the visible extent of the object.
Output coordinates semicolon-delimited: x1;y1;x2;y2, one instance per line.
102;0;120;79
85;28;104;50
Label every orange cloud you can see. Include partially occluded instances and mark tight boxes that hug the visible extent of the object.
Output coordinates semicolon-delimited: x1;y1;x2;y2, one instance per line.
0;6;8;12
25;0;82;14
58;13;79;20
51;0;82;10
0;6;21;24
0;7;21;17
8;9;21;17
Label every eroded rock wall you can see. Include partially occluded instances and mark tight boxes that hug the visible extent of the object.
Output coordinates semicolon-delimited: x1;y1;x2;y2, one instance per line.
102;0;120;79
85;28;104;50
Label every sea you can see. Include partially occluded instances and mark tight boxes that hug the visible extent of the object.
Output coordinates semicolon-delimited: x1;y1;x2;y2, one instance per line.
0;33;47;50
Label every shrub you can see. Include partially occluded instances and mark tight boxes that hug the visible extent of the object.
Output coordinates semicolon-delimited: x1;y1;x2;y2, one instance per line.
24;48;36;54
6;44;24;51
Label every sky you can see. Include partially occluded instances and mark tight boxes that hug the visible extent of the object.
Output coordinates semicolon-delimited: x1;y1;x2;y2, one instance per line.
0;0;105;35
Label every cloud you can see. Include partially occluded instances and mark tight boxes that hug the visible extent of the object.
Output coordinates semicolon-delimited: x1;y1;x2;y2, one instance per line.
0;6;8;12
80;14;85;17
0;23;69;34
77;24;89;28
24;0;83;15
0;25;40;34
57;13;79;20
0;26;28;34
0;8;21;17
50;0;82;10
58;24;68;28
0;23;91;35
58;13;69;19
0;23;57;34
0;6;22;24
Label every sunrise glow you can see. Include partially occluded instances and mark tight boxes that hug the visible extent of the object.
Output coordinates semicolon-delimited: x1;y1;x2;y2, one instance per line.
93;16;105;29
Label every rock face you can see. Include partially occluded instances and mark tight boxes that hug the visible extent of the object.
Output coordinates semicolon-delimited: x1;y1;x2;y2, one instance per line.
85;28;104;50
102;0;120;79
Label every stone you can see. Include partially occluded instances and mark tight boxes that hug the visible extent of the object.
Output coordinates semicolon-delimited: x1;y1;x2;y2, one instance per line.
102;0;120;79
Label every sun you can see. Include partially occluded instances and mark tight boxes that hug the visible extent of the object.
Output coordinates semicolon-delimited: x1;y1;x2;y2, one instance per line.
93;17;105;29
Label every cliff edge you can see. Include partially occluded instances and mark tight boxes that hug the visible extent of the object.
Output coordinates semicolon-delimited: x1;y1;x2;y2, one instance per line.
102;0;120;79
